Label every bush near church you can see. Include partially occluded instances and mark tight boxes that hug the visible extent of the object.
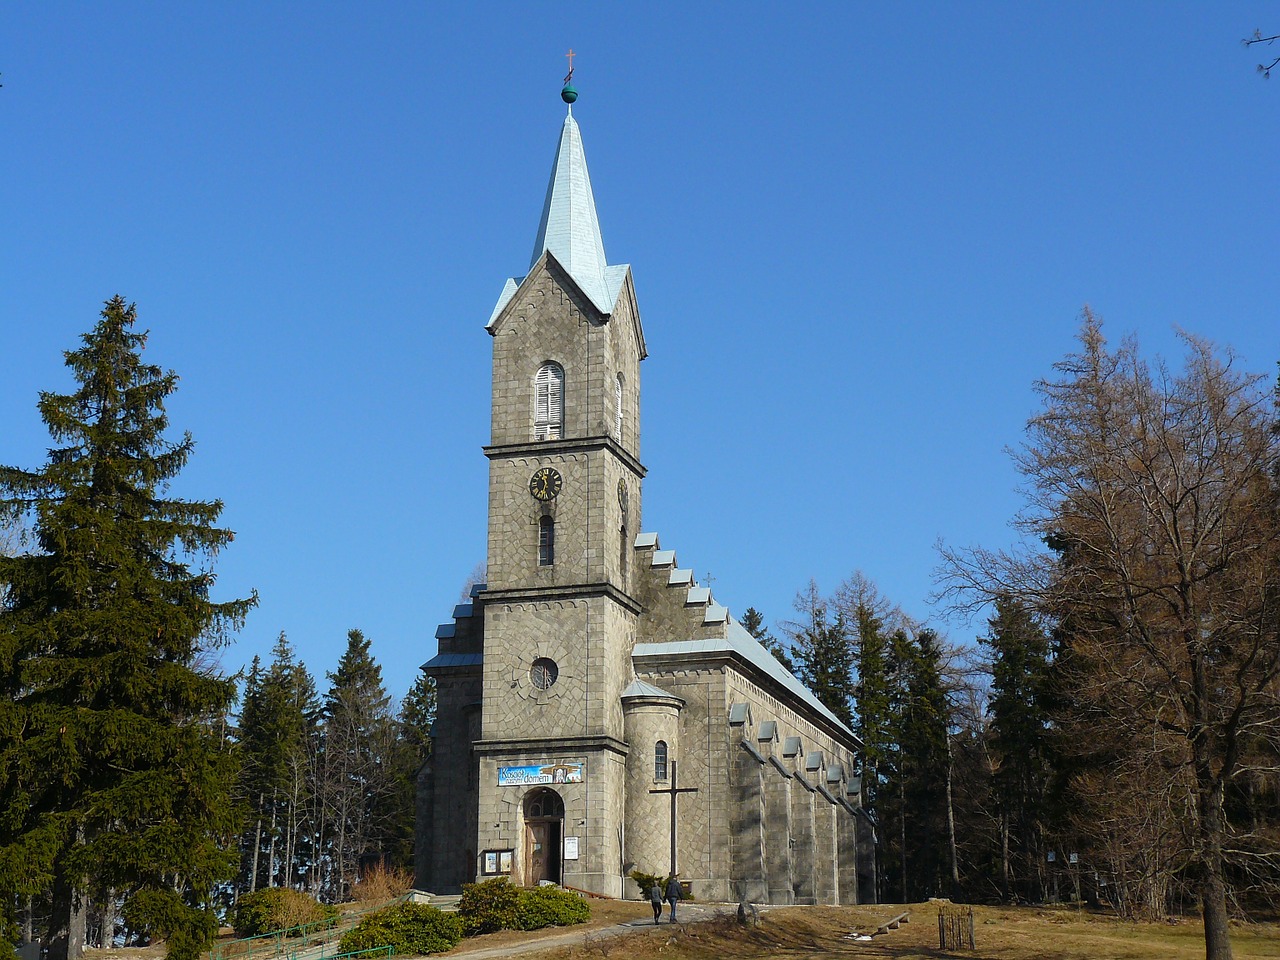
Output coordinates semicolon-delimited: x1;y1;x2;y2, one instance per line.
230;888;339;938
338;903;463;956
513;884;591;930
457;878;590;935
628;870;693;900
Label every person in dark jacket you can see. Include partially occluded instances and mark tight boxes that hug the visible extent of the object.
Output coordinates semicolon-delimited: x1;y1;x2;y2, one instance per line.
648;881;663;924
665;874;682;923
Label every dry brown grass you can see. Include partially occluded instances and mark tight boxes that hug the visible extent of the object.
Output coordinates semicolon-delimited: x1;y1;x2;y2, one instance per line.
351;864;415;902
500;902;1280;960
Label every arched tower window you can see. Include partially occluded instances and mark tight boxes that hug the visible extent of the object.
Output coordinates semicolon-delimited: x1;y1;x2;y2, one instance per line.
614;373;624;441
654;740;668;781
620;523;627;578
535;363;564;441
538;515;555;566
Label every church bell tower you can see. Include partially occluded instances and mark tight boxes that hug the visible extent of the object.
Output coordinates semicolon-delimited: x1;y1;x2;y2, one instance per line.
471;90;647;896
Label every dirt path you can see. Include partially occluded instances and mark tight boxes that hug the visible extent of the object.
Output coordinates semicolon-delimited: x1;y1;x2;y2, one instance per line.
440;902;749;959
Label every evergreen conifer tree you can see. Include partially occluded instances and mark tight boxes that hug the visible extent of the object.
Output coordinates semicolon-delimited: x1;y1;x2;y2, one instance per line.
741;606;794;672
319;629;395;897
384;673;437;868
786;583;856;729
0;297;256;960
981;595;1054;902
237;634;317;892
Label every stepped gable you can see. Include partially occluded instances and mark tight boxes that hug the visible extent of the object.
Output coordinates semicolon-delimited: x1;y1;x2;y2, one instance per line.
630;532;731;646
421;582;485;670
629;533;857;742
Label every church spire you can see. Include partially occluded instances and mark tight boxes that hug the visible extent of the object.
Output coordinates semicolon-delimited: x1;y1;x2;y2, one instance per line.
529;108;617;313
486;71;632;329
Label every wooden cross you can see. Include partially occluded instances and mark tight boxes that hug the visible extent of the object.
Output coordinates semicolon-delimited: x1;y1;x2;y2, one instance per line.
564;48;576;83
649;760;699;876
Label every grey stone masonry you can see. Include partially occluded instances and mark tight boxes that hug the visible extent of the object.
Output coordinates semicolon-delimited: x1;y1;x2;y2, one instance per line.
731;741;768;903
763;756;795;905
838;800;860;904
813;787;839;904
790;772;817;905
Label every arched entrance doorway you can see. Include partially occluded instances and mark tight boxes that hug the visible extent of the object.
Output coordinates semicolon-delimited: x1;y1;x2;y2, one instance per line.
523;788;564;886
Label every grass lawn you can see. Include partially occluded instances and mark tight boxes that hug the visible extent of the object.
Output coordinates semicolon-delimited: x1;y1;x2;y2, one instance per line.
502;902;1280;960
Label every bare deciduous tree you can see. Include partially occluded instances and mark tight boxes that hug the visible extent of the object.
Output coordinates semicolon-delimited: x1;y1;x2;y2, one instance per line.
940;310;1280;960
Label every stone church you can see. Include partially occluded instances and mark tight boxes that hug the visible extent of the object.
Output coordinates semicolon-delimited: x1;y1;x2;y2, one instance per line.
416;97;875;906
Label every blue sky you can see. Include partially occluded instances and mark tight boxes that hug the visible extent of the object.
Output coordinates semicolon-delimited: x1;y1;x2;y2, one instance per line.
3;4;1278;703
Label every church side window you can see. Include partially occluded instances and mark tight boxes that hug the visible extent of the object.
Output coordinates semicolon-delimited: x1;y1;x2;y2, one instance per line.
535;362;565;441
654;740;668;781
614;373;624;441
538;515;555;566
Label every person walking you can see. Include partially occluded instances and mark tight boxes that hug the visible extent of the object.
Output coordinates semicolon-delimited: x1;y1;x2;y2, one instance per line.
648;880;663;924
665;874;682;923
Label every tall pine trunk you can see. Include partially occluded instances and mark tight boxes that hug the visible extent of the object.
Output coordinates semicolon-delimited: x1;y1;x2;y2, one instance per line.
267;801;279;887
945;734;959;897
48;877;87;960
899;772;908;901
1000;812;1010;901
250;800;263;893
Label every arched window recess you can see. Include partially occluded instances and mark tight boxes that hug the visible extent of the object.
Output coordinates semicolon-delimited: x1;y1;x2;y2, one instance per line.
535;362;565;441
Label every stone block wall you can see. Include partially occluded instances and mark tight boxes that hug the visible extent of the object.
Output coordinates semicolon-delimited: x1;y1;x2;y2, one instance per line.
622;696;681;888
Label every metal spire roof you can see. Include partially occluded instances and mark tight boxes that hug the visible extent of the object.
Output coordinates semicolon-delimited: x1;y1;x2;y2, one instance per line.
488;107;629;326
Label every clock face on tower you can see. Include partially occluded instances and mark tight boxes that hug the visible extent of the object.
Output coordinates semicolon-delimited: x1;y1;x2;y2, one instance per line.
529;467;563;502
617;478;629;513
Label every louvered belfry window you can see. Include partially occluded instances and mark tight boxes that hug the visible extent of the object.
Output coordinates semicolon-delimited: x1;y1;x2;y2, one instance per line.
614;373;624;441
535;362;565;441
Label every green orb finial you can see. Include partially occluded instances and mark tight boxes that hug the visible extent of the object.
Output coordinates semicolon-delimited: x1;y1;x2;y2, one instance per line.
561;48;578;104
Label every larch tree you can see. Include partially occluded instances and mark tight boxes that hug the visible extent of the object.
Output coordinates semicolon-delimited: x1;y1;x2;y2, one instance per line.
0;298;255;960
941;312;1280;960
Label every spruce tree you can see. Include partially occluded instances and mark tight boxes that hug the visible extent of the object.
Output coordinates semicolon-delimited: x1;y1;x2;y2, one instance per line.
981;595;1054;902
741;606;794;672
786;583;856;729
384;673;437;868
319;629;395;897
237;634;317;892
894;628;951;900
0;297;256;960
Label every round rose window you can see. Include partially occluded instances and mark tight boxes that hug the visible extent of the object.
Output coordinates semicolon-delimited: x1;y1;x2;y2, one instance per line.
530;657;559;690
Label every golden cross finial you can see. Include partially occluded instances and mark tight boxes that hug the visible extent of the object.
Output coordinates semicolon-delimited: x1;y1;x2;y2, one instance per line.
564;48;575;84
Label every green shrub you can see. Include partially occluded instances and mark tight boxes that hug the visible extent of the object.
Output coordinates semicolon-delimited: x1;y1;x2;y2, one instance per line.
628;871;694;901
514;886;590;930
337;903;462;956
122;889;220;960
457;877;521;935
230;888;338;938
629;870;662;898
